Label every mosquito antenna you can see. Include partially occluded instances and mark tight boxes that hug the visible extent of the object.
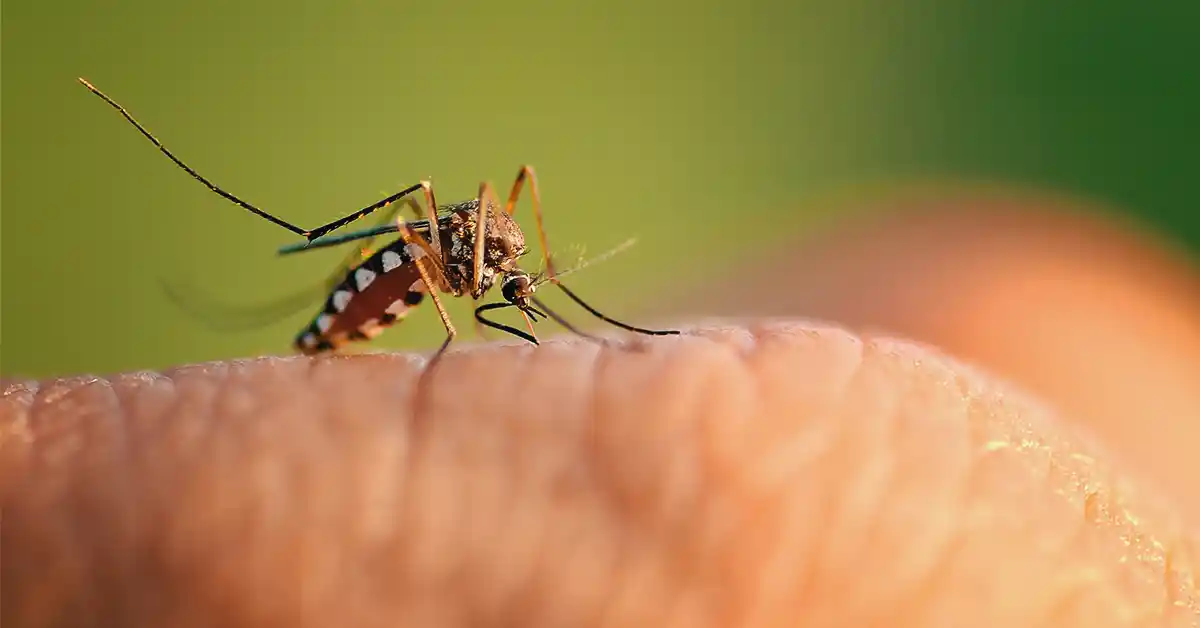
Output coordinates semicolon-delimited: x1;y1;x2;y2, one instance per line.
474;302;539;345
79;77;423;241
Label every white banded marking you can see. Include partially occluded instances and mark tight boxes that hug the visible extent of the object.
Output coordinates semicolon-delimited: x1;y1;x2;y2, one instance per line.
354;267;376;291
315;314;334;333
385;299;409;315
331;290;352;312
359;318;383;338
381;250;405;272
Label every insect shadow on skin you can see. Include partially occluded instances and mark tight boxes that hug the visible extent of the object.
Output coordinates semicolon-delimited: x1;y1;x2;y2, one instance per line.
78;78;679;387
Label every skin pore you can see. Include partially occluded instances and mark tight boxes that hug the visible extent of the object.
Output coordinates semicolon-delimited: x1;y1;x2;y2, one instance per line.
4;191;1200;627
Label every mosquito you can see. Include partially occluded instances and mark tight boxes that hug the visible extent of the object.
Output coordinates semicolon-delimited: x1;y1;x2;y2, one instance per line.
77;78;679;370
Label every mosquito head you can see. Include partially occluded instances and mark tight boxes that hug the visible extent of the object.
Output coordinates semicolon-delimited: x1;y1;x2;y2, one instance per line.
500;269;538;311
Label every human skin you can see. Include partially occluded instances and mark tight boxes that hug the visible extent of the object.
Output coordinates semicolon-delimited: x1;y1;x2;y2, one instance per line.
3;193;1200;627
691;190;1200;523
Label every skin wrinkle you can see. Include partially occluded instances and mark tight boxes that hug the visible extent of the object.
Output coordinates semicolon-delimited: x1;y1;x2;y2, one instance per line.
659;336;755;626
522;341;611;624
399;340;536;609
784;333;882;623
580;335;702;625
912;361;1053;625
900;347;985;621
103;374;172;623
2;323;1199;627
460;353;530;625
837;339;927;626
693;198;1200;527
1043;415;1157;609
901;365;1011;625
729;327;862;626
740;329;843;625
587;338;641;628
0;381;39;498
690;339;763;624
965;396;1103;623
989;382;1194;623
73;377;136;621
902;357;985;620
835;338;955;624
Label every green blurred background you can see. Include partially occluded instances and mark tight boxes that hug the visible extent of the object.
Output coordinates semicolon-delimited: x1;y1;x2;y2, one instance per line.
3;1;1199;378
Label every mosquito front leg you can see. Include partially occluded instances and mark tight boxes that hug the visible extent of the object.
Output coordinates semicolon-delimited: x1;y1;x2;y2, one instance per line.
471;181;502;296
466;181;505;339
504;165;556;279
505;165;678;338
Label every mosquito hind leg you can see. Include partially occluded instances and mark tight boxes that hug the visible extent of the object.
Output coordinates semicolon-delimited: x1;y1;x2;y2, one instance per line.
321;197;419;292
78;78;427;243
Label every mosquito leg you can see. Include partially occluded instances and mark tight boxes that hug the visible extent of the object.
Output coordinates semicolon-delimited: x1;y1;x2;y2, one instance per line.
304;179;435;242
159;196;424;333
472;181;502;296
305;183;431;241
394;216;456;367
472;297;492;340
468;181;509;339
503;165;556;279
552;282;679;336
79;78;427;242
504;165;678;338
403;220;458;422
390;212;458;419
320;197;418;292
414;181;445;264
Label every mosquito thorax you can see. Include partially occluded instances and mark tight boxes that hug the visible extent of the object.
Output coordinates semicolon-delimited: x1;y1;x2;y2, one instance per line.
439;199;529;299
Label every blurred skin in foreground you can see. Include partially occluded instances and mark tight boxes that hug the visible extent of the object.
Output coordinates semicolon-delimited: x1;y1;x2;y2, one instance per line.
691;189;1200;524
3;189;1199;626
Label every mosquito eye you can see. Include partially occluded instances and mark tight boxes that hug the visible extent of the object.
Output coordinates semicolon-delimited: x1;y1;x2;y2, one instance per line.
502;279;519;303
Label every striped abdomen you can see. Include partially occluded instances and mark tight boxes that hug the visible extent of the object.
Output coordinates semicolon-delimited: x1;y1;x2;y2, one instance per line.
295;240;429;354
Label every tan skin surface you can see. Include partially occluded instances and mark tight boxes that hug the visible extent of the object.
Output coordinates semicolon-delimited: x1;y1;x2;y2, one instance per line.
692;190;1200;523
4;192;1200;626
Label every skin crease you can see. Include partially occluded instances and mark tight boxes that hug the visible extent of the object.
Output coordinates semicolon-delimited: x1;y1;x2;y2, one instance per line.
3;191;1200;627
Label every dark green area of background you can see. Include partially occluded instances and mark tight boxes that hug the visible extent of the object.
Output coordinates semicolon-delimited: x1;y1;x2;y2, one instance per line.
4;1;1199;378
